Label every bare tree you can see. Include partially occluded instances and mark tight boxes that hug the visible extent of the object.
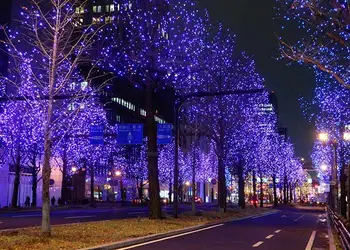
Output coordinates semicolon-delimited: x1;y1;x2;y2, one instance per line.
276;0;349;88
1;0;107;236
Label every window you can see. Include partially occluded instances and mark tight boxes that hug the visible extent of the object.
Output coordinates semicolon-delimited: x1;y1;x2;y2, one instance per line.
110;4;115;12
116;115;121;122
76;7;84;14
105;16;112;24
97;5;102;13
106;5;110;12
140;109;146;116
93;6;97;13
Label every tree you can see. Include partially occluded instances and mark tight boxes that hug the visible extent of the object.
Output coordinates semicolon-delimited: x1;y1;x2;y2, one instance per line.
100;0;209;219
2;0;106;235
275;0;350;88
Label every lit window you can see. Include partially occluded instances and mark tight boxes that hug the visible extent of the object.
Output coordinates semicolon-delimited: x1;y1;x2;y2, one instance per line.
75;7;80;14
105;16;112;23
116;115;121;122
140;109;146;116
97;6;102;13
117;4;120;11
110;4;115;12
106;5;110;12
76;7;84;14
93;6;97;13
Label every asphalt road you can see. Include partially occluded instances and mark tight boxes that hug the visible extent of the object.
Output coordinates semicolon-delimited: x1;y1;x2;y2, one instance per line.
0;203;218;230
117;206;329;250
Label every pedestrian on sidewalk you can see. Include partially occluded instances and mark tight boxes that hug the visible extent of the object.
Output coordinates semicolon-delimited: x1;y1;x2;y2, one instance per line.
25;196;30;207
51;196;56;206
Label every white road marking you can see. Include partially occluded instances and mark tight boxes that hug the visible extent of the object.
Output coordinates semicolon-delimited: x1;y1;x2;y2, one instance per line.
252;241;264;248
281;215;287;218
0;222;2;224
12;214;41;218
294;213;306;222
128;212;145;215
118;224;224;250
251;212;278;219
305;231;316;250
275;230;281;233
65;215;96;219
265;234;274;239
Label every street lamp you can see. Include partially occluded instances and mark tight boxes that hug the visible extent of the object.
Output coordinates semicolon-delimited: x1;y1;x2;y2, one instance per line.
115;170;122;177
318;132;329;143
320;164;328;172
72;166;77;173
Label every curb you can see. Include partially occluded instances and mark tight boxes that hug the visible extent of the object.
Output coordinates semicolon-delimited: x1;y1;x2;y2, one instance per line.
80;210;278;250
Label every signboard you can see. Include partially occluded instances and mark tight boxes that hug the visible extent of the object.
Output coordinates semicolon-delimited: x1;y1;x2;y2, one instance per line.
117;124;143;145
90;125;104;145
157;124;172;144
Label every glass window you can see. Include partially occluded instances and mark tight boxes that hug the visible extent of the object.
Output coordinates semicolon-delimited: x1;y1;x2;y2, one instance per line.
75;7;80;14
106;5;110;12
97;6;102;13
93;6;97;13
110;4;115;12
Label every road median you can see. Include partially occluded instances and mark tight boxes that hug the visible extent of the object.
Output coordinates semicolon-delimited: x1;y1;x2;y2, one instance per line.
0;207;274;250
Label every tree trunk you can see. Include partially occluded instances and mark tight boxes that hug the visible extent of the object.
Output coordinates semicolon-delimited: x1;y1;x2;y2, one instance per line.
90;164;95;207
42;124;53;236
273;175;278;207
61;144;69;205
32;171;38;207
252;171;257;207
218;120;227;212
168;181;172;203
238;160;245;209
11;144;21;208
260;174;264;208
146;83;161;219
289;183;293;203
191;145;196;215
283;175;287;204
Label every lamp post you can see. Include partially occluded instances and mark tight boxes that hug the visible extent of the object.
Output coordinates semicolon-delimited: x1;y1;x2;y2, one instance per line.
114;170;124;205
173;88;265;218
318;132;338;210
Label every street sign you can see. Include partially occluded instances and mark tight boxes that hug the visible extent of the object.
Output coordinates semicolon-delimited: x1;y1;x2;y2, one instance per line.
117;124;143;145
157;123;172;144
90;125;104;145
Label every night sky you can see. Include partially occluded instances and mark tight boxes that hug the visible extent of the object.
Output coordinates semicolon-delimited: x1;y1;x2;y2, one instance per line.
199;0;316;159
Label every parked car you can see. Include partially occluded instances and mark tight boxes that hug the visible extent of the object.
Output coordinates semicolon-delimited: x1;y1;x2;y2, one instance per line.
195;196;203;203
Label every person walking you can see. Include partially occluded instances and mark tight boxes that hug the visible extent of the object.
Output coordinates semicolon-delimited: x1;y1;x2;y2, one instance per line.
51;196;56;206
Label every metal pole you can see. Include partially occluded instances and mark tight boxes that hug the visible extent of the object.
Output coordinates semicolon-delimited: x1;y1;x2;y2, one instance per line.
333;143;338;211
173;105;180;218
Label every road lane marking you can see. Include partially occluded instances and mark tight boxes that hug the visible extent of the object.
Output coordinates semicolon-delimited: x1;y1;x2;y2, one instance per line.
118;224;224;249
251;211;278;219
281;215;287;218
12;214;41;218
305;231;316;250
265;234;274;239
294;213;306;222
128;212;145;215
65;216;96;219
252;241;264;247
275;230;281;233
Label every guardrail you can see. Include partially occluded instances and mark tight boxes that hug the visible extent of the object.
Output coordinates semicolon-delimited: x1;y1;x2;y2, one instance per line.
327;206;350;250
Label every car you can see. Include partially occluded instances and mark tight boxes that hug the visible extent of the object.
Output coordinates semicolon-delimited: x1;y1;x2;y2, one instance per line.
195;196;203;203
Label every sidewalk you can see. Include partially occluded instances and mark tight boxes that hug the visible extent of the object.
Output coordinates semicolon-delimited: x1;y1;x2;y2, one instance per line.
0;202;135;214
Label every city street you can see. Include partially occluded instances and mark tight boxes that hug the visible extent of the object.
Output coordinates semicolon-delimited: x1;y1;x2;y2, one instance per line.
0;203;219;231
117;206;329;250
